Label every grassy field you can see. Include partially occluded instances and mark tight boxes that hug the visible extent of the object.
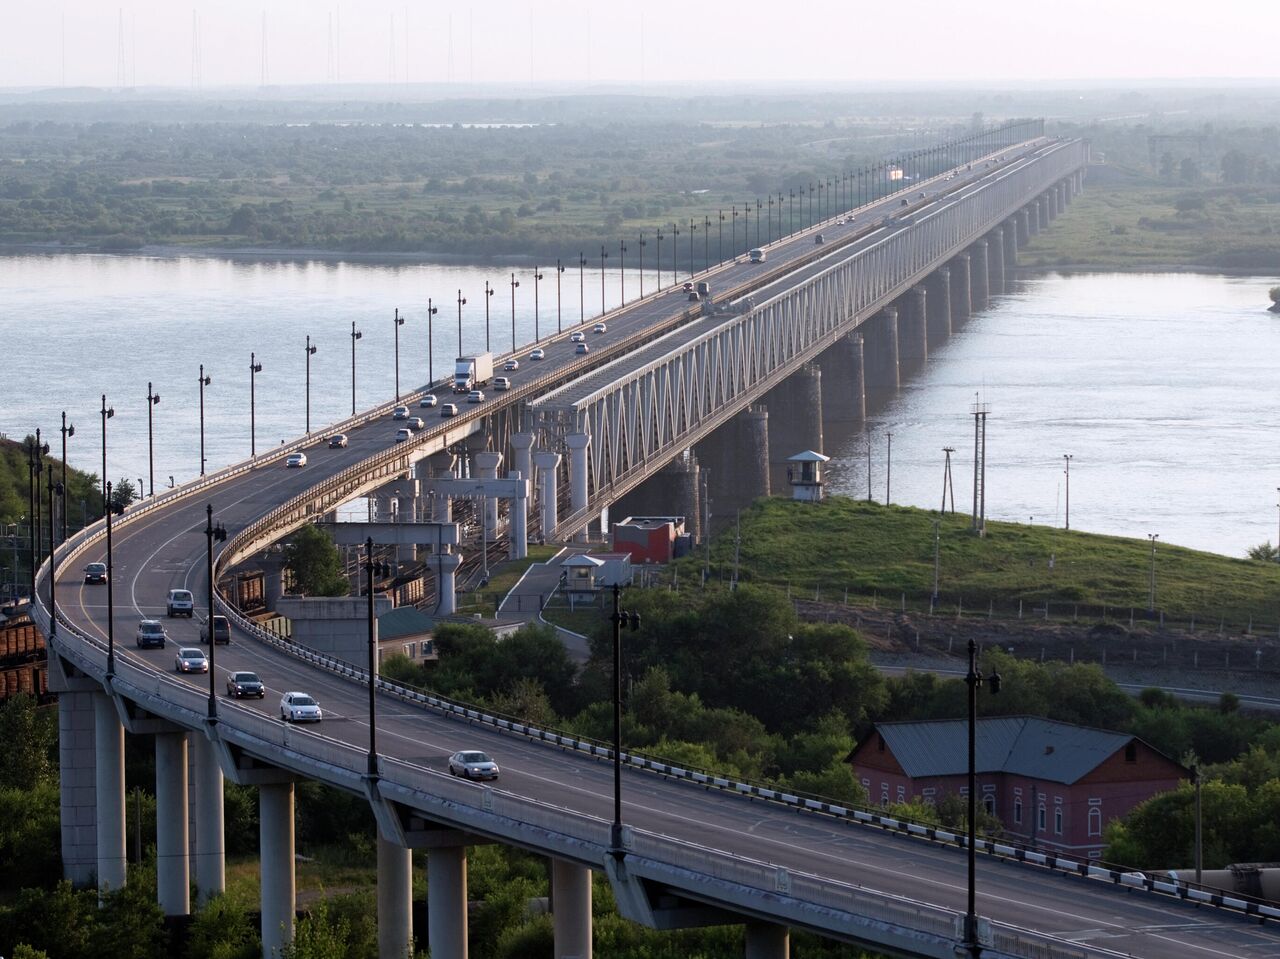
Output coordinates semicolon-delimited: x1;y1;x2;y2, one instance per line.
678;497;1280;627
454;544;560;616
1020;167;1280;270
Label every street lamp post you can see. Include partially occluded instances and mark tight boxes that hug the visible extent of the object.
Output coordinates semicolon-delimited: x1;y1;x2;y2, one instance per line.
703;215;709;272
99;396;114;518
609;583;641;858
146;383;160;497
717;212;724;265
484;281;494;351
59;413;74;544
426;298;439;384
456;289;467;355
731;207;738;256
599;246;609;316
364;536;391;776
637;238;646;298
1063;454;1072;530
349;321;362;415
393;309;404;401
304;336;317;433
1147;533;1159;612
46;464;61;636
578;253;586;322
530;270;541;340
964;638;1001;956
249;354;262;457
509;275;520;351
670;223;679;287
204;504;226;719
654;232;663;291
688;219;696;279
932;518;941;604
619;241;627;304
105;480;117;675
198;366;212;476
556;260;565;332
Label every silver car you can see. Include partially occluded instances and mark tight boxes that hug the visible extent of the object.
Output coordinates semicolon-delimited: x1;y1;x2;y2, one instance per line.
175;647;209;673
448;750;500;781
280;691;323;723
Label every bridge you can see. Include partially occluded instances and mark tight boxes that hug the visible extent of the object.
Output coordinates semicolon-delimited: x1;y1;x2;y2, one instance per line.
31;125;1280;959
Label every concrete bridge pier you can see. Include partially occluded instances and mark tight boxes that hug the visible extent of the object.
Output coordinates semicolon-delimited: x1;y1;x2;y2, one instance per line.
377;835;413;959
863;306;900;396
508;470;529;560
427;452;457;523
745;921;790;959
567;433;591;543
844;336;867;420
741;405;771;498
551;858;592;959
191;730;225;903
1016;208;1031;245
509;433;534;505
926;269;952;340
1002;219;1019;272
94;690;127;894
395;491;417;564
1053;185;1064;217
434;551;462;615
792;363;823;454
428;845;469;959
1026;201;1041;236
260;781;296;959
473;451;503;538
949;254;972;322
155;731;189;917
533;451;562;542
897;287;928;371
56;687;97;888
969;242;989;311
987;228;1006;298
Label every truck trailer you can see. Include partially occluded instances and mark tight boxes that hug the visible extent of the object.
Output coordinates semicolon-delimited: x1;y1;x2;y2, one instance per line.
453;353;494;393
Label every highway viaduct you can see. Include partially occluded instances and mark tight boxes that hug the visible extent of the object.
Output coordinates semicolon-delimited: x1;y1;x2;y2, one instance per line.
34;126;1280;959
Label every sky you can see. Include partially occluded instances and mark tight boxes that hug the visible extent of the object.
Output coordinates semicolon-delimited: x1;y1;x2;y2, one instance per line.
0;0;1273;90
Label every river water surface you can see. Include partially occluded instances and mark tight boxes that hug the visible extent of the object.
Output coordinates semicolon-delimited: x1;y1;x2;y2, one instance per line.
1;256;1276;557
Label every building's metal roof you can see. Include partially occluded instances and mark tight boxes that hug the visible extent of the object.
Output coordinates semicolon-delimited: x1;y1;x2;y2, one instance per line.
787;450;830;462
377;606;436;642
873;717;1138;785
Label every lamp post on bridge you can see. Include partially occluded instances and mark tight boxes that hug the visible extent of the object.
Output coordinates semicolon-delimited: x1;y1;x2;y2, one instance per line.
509;275;520;351
964;638;1001;957
484;280;494;351
1063;454;1072;530
609;583;640;859
531;269;542;342
105;480;117;676
364;536;392;776
599;246;609;317
99;396;114;519
198;366;212;476
670;223;679;287
349;321;363;415
59;412;74;544
456;289;467;356
717;212;724;266
45;463;62;637
687;219;696;281
249;354;264;458
731;207;738;257
619;241;627;304
426;297;439;385
204;504;226;719
637;237;646;298
755;198;761;248
146;383;160;497
392;309;404;401
304;336;317;434
556;260;565;332
654;232;663;291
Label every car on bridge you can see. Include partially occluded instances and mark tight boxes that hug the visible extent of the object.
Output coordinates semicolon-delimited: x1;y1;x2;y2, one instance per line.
439;404;459;418
226;670;265;699
748;248;766;263
406;416;425;429
328;433;348;449
200;614;230;645
285;452;307;468
392;406;410;420
448;750;499;781
593;322;607;334
395;427;414;442
419;395;438;408
166;589;194;618
569;331;585;343
175;647;208;674
503;359;519;371
467;390;485;403
493;376;511;391
135;619;167;649
575;343;589;355
84;562;108;584
530;348;545;361
280;691;323;723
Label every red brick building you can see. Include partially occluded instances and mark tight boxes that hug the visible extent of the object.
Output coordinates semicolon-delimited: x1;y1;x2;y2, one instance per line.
847;717;1187;858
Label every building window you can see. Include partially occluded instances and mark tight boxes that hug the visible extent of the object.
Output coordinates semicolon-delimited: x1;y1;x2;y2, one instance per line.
1088;808;1102;837
897;785;906;802
861;778;871;789
922;788;937;805
1124;742;1137;763
881;785;890;806
983;795;996;817
404;643;416;659
1038;803;1047;831
1014;798;1023;824
1054;808;1063;835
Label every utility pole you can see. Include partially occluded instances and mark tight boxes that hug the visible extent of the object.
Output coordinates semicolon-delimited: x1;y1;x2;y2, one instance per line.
971;398;988;535
886;431;892;504
1147;533;1159;612
932;518;941;603
702;466;711;582
731;510;741;590
942;447;955;513
866;430;873;503
1063;454;1073;530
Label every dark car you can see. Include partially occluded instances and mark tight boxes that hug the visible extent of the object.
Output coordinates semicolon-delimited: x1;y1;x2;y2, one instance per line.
84;562;108;584
135;619;167;649
226;670;265;699
200;614;231;645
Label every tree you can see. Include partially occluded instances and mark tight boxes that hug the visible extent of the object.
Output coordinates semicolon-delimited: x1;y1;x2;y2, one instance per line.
108;477;137;514
1246;541;1278;561
0;694;57;790
283;524;349;597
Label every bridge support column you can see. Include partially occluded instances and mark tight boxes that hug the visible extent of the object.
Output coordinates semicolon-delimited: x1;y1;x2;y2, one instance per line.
898;287;928;370
428;845;469;959
191;730;225;903
396;492;417;563
260;781;296;959
377;835;413;959
155;731;190;916
434;552;462;615
533;451;562;542
1016;209;1030;246
567;433;591;543
969;241;989;311
509;470;528;560
987;227;1006;297
741;405;771;498
1003;220;1019;273
793;363;823;454
926;269;952;340
667;452;701;542
1026;202;1040;236
474;451;503;538
510;433;534;504
950;254;972;321
94;690;127;894
745;921;790;959
863;307;900;394
551;859;592;959
427;453;456;523
1053;185;1064;217
57;690;97;887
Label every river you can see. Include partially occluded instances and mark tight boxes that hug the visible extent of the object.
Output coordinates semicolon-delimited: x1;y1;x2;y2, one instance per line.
1;255;1276;557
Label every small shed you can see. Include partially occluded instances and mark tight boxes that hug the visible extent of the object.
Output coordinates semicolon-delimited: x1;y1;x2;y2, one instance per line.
787;450;830;502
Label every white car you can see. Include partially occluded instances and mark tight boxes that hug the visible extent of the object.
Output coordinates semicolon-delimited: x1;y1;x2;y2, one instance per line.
593;322;607;334
530;348;545;361
166;588;194;618
328;433;348;449
280;691;322;723
467;390;485;403
419;394;438;408
440;403;459;417
394;427;414;443
392;405;410;420
285;452;307;468
407;416;425;429
175;647;209;674
503;359;519;371
570;331;586;343
493;376;511;391
448;750;500;781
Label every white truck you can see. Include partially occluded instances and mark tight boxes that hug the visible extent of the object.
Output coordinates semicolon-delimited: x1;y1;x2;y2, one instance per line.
453;352;494;393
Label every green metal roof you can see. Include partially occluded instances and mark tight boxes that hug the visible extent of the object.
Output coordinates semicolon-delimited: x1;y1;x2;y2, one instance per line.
377;606;436;642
